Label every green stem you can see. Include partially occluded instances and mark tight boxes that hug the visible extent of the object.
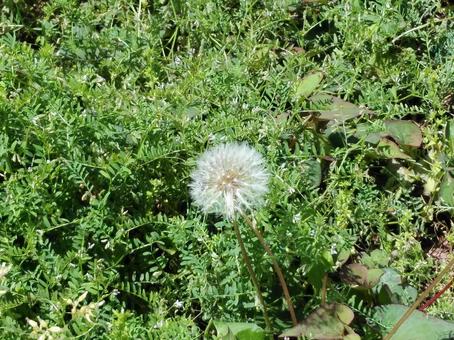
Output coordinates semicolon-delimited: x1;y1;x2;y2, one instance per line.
391;16;454;44
321;273;328;306
243;215;298;326
232;220;272;333
383;256;454;340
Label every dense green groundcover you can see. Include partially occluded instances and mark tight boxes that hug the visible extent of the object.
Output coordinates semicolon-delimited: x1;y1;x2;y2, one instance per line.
0;0;453;338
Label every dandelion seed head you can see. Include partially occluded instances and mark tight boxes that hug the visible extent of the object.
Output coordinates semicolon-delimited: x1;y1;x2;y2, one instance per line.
190;142;269;219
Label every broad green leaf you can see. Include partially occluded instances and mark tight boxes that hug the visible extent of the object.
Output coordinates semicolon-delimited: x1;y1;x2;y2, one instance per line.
335;248;352;268
355;120;422;148
438;170;454;207
293;72;324;100
279;304;359;339
310;94;373;122
336;304;354;325
354;122;387;144
361;249;389;268
367;269;385;288
341;263;383;289
383;120;422;147
447;119;454;153
322;250;334;267
206;321;265;340
374;268;417;305
340;263;368;287
307;251;333;290
377;138;411;159
373;304;454;340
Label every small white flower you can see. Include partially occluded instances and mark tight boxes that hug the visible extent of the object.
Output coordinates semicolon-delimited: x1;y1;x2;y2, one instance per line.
69;291;105;324
26;318;39;329
174;56;182;65
0;263;11;296
173;300;184;309
0;263;12;280
153;320;164;329
190;142;269;220
292;213;301;224
27;317;62;340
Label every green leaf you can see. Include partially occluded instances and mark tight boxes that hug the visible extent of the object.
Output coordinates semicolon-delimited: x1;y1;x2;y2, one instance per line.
335;304;354;325
341;263;368;287
355;120;422;147
361;249;390;268
383;120;422;147
376;138;411;160
367;268;385;288
335;248;352;268
354;123;387;144
206;321;265;340
373;304;454;340
307;251;334;290
293;72;324;100
447;119;454;153
438;170;454;207
374;268;417;305
310;94;373;123
340;263;383;289
279;304;359;339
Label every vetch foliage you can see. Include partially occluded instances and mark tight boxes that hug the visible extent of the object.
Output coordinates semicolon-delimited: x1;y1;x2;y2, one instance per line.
0;0;453;338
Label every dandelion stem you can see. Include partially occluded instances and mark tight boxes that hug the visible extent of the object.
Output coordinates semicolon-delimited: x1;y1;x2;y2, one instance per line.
232;220;273;332
321;273;328;306
383;256;454;340
419;277;454;312
243;215;298;327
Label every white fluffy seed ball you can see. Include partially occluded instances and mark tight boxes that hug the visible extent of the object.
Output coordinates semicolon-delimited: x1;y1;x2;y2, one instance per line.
189;142;269;220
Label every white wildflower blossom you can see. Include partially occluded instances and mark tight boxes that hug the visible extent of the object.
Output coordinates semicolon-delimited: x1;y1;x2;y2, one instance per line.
190;142;269;220
0;263;12;280
173;300;184;309
153;320;165;329
292;213;301;224
69;291;105;324
26;317;63;340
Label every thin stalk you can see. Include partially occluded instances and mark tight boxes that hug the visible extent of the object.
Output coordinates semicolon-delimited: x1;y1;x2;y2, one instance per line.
243;215;298;326
321;273;328;306
384;257;454;340
391;16;454;44
232;220;272;332
419;277;454;311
